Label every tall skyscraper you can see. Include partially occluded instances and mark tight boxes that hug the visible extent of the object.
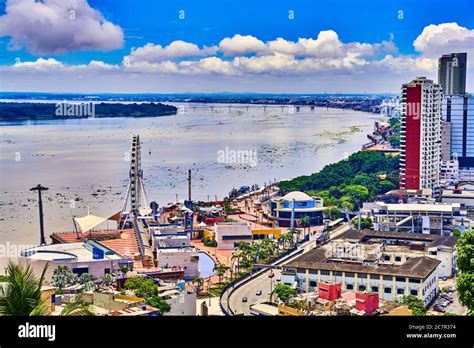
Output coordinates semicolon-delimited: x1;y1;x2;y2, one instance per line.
400;77;442;191
441;94;474;178
438;53;467;96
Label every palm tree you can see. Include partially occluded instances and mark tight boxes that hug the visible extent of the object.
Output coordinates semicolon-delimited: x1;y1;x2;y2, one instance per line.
0;261;48;316
300;215;311;240
192;276;204;293
59;294;94;316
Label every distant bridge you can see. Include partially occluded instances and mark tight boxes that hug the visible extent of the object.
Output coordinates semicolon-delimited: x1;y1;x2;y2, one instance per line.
174;104;320;113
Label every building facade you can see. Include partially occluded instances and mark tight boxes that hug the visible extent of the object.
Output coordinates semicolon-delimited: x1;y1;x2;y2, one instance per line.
438;53;467;96
400;77;442;193
269;191;325;227
281;230;449;307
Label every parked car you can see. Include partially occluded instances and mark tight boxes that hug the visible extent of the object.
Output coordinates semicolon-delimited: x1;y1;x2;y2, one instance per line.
447;285;456;292
433;305;445;313
256;290;262;296
277;276;282;282
440;295;453;302
242;297;247;302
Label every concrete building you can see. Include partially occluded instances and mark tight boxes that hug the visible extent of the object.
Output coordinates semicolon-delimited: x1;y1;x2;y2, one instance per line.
214;222;253;250
20;240;133;284
441;94;474;181
442;188;474;211
282;230;446;307
400;77;442;193
155;247;199;280
269;191;325;227
158;282;197;316
438;53;467;96
372;202;466;235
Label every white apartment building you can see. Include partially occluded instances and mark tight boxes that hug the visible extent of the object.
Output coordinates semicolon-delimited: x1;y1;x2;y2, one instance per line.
281;230;449;307
155;247;199;280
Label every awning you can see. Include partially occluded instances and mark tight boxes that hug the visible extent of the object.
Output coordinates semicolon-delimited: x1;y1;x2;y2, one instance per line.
73;212;120;233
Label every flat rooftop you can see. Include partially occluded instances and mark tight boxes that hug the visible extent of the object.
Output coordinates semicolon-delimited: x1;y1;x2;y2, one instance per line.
21;241;124;262
284;229;448;279
376;202;460;212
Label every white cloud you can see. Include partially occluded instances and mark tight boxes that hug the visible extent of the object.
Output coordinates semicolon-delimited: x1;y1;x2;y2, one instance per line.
11;57;119;72
413;22;474;57
218;34;267;56
1;23;473;93
0;0;124;55
126;41;218;63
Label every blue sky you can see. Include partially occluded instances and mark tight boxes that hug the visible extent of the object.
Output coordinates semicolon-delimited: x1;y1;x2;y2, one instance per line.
0;0;473;93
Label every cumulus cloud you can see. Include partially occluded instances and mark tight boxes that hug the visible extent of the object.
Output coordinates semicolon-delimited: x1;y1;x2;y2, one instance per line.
11;57;119;72
413;22;474;57
2;22;473;93
125;41;218;63
0;0;124;55
219;34;268;56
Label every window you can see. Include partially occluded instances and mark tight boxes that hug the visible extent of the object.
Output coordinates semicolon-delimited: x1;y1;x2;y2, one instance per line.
371;286;379;292
383;275;392;281
309;281;317;287
397;288;405;295
358;285;366;291
410;290;418;296
309;269;318;275
346;284;354;290
104;268;110;274
384;255;391;261
370;274;380;280
333;271;342;277
345;272;355;278
384;287;392;294
320;270;330;276
396;277;405;283
395;256;402;262
409;278;421;284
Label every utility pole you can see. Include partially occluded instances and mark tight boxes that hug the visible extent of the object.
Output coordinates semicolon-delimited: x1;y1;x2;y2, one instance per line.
187;169;192;202
30;184;48;245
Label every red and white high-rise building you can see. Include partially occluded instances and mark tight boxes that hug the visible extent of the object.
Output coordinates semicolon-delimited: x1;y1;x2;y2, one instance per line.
400;77;442;192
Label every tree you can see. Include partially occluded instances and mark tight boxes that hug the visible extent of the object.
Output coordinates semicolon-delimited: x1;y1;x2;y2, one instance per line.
0;261;47;316
274;284;296;303
101;273;116;287
300;215;311;239
193;276;204;292
124;276;158;299
455;230;474;313
78;273;96;284
214;262;230;283
145;295;171;313
402;295;426;316
351;216;373;229
52;265;77;290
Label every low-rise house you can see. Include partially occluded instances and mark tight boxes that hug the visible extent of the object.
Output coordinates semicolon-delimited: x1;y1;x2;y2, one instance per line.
214;222;253;250
20;240;133;284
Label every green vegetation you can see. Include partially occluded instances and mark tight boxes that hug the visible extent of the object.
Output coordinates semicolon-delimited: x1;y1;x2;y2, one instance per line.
274;284;297;303
124;276;158;299
213;262;230;283
145;295;171;313
0;102;177;121
0;275;7;282
231;239;279;274
388;117;401;148
402;295;427;316
203;238;217;247
279;151;399;210
351;216;374;229
52;265;77;290
0;261;47;316
455;230;474;314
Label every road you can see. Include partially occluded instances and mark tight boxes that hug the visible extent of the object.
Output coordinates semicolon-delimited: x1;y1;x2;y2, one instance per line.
223;224;350;315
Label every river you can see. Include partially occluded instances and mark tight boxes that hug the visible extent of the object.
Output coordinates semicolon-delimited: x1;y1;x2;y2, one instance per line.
0;103;380;269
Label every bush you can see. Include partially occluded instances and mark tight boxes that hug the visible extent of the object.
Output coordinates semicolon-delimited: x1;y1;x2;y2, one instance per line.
145;295;171;313
52;265;77;290
125;276;157;299
402;295;426;316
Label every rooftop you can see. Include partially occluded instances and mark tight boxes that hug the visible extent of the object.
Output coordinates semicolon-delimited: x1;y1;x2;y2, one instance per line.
376;202;460;212
282;191;312;201
284;229;449;279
